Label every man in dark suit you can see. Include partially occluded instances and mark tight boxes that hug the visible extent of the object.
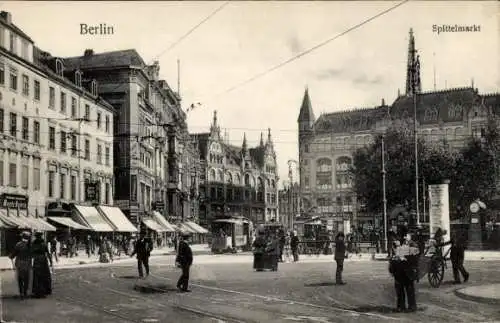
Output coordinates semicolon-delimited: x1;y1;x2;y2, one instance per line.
176;233;193;292
130;230;153;278
441;233;469;284
334;232;347;285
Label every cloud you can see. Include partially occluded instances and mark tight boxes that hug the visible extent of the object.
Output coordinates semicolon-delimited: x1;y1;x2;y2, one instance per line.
352;74;384;85
287;34;304;54
314;68;346;80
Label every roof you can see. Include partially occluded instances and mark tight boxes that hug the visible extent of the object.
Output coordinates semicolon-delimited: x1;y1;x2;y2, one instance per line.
315;105;388;133
63;49;147;71
0;12;33;42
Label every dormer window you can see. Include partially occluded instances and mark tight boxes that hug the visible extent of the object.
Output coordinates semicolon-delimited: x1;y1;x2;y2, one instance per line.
55;59;64;76
75;71;82;87
91;80;97;96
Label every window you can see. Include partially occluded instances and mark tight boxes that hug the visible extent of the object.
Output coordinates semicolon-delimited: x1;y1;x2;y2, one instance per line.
71;134;77;156
0;63;4;85
0;108;3;133
97;144;102;164
34;80;40;100
22;117;28;140
105;115;110;133
60;92;66;113
304;144;309;153
75;71;82;87
0;159;3;186
84;139;90;160
9;112;16;137
70;175;77;200
49;87;55;108
105;147;110;166
60;173;66;199
71;97;77;117
105;183;110;204
21;159;28;189
0;26;4;47
22;74;28;95
33;158;40;190
56;59;64;76
9;32;15;53
60;131;67;153
9;162;16;187
48;126;55;150
84;104;90;120
21;40;28;59
96;112;101;129
48;171;55;197
91;80;97;96
9;68;17;91
33;121;40;144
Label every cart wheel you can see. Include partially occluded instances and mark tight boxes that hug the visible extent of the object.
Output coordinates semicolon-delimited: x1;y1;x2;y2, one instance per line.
428;257;445;288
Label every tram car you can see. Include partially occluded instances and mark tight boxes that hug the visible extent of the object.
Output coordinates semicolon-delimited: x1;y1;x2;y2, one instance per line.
211;217;253;253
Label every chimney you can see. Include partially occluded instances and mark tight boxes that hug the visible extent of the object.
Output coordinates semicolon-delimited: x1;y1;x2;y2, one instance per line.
84;49;94;57
381;98;385;106
0;11;12;24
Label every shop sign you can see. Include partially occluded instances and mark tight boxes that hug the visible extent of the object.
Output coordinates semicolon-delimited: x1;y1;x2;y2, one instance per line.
85;181;100;202
0;194;28;209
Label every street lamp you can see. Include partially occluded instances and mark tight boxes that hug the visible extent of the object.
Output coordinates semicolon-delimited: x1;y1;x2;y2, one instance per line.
381;134;388;253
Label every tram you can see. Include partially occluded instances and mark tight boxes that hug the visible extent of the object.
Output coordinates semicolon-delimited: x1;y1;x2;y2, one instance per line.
211;217;253;253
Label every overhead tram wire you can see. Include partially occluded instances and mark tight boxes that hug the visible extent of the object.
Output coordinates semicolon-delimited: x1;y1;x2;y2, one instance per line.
212;0;410;99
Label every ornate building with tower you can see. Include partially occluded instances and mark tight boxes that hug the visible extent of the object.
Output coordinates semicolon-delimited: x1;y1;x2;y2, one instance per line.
297;28;500;232
192;111;279;228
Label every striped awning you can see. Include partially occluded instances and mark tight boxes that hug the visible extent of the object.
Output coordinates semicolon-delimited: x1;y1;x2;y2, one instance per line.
152;211;177;232
20;210;56;231
142;218;167;232
184;221;209;234
176;223;197;234
48;217;90;230
0;209;17;228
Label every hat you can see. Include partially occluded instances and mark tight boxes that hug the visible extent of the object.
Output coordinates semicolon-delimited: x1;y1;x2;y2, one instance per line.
21;231;31;239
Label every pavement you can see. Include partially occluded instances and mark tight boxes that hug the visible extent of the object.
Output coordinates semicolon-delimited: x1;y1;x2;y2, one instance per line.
455;283;500;305
1;257;500;322
0;244;212;271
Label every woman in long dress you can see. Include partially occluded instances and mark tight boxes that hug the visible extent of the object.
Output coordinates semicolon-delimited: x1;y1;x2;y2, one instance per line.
31;231;53;298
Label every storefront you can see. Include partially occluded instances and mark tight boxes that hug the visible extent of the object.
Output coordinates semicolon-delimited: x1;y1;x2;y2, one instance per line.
183;221;209;244
0;194;56;256
152;211;177;247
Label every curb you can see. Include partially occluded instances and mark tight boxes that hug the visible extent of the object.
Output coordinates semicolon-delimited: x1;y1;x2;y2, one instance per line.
454;288;500;305
0;250;213;272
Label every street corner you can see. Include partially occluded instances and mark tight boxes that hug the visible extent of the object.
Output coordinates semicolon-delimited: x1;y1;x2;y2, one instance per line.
133;276;178;294
454;283;500;305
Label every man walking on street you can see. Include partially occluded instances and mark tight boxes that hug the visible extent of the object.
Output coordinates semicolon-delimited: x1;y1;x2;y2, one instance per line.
176;233;193;292
442;233;469;284
10;231;32;299
130;230;153;278
290;231;299;262
334;232;347;285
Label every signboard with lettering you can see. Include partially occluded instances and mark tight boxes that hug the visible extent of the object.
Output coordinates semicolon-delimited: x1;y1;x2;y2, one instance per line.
85;181;100;202
0;194;28;209
153;201;165;211
429;184;451;252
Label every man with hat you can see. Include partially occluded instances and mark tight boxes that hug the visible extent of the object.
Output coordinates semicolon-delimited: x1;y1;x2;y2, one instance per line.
176;232;193;292
9;231;32;299
130;229;153;278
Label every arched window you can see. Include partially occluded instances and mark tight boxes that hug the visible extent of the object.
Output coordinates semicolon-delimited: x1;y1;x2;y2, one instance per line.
235;173;241;185
244;174;250;186
56;59;64;76
91;80;98;96
271;179;275;189
257;177;264;191
75;70;82;87
336;156;352;172
209;169;216;181
316;158;332;172
226;172;233;184
217;169;223;182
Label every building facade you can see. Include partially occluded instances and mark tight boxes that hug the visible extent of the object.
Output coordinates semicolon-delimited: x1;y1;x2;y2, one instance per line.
63;49;196;226
278;182;300;231
298;28;500;231
192;111;279;228
0;11;115;219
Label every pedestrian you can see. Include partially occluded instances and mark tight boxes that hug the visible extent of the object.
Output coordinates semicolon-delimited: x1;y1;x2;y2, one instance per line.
253;230;266;271
85;235;91;258
389;234;419;312
278;230;286;262
130;230;153;278
283;232;292;263
290;231;299;262
334;232;347;285
10;231;32;299
447;233;469;284
176;233;193;292
49;236;58;263
268;232;280;271
31;231;53;298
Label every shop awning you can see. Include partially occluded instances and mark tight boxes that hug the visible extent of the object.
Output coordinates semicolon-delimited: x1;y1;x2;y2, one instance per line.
176;222;197;234
73;205;114;232
97;206;137;232
0;209;17;228
1;210;32;229
48;217;91;230
19;210;56;232
142;218;166;232
152;211;177;232
184;221;209;234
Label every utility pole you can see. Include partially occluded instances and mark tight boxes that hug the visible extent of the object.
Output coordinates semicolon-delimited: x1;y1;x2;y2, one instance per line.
381;134;388;253
413;70;420;226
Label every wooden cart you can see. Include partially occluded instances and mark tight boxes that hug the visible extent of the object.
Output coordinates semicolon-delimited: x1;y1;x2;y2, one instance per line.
418;245;451;288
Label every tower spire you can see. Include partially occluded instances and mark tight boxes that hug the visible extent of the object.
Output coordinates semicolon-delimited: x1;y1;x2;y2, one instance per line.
210;110;220;137
267;127;272;144
260;132;264;146
405;28;421;96
242;133;247;151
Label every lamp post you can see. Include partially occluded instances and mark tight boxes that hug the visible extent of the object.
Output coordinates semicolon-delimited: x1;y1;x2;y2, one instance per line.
381;134;388;253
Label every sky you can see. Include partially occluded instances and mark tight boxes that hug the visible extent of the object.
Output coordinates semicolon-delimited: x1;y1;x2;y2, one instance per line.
2;1;498;186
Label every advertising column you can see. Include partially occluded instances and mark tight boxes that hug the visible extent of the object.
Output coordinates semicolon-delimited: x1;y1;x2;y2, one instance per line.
428;182;451;253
